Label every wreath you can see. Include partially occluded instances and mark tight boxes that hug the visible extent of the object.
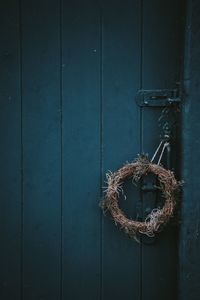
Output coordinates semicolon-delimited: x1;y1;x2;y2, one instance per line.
101;155;181;242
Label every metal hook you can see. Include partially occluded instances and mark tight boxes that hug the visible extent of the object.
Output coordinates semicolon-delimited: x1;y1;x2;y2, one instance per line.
151;140;163;163
151;140;170;166
157;142;169;165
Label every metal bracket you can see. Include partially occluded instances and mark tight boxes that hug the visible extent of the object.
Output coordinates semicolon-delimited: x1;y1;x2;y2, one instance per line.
135;89;181;107
141;182;158;192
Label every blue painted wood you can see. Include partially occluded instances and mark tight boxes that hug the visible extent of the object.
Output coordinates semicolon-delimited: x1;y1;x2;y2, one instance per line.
101;1;141;299
0;1;186;299
62;1;101;299
0;1;21;299
141;1;184;299
179;0;200;299
21;0;61;299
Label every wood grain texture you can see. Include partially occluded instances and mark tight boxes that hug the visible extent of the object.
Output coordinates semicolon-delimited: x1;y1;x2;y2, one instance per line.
21;0;61;299
141;1;184;299
0;0;21;299
101;0;141;299
179;0;200;299
0;1;186;299
62;1;101;299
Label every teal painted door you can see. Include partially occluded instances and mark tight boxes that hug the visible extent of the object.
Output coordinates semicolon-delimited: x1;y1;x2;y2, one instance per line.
0;0;185;299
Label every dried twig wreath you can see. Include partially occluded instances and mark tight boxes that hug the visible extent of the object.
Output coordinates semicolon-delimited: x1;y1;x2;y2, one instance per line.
101;155;181;241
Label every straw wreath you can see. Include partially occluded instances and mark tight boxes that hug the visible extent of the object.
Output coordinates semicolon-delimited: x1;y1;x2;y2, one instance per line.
101;155;180;242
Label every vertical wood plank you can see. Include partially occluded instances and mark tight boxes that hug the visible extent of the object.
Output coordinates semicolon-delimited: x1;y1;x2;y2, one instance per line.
141;0;184;299
21;1;61;299
62;1;101;299
179;0;200;299
0;0;21;299
102;1;141;299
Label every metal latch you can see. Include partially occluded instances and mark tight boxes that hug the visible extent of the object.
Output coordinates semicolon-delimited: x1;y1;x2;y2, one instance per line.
135;89;181;107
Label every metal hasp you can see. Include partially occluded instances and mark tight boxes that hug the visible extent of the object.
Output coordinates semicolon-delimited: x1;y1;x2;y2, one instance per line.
135;89;181;107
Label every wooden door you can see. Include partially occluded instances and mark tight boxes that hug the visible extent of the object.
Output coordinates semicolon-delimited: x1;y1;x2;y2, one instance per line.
0;0;185;299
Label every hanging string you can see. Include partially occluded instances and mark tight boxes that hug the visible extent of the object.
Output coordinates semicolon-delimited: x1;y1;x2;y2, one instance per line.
151;139;170;165
151;140;163;163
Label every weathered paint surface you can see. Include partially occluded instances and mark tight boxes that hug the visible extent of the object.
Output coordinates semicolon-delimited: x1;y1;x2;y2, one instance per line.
0;1;185;299
179;0;200;299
